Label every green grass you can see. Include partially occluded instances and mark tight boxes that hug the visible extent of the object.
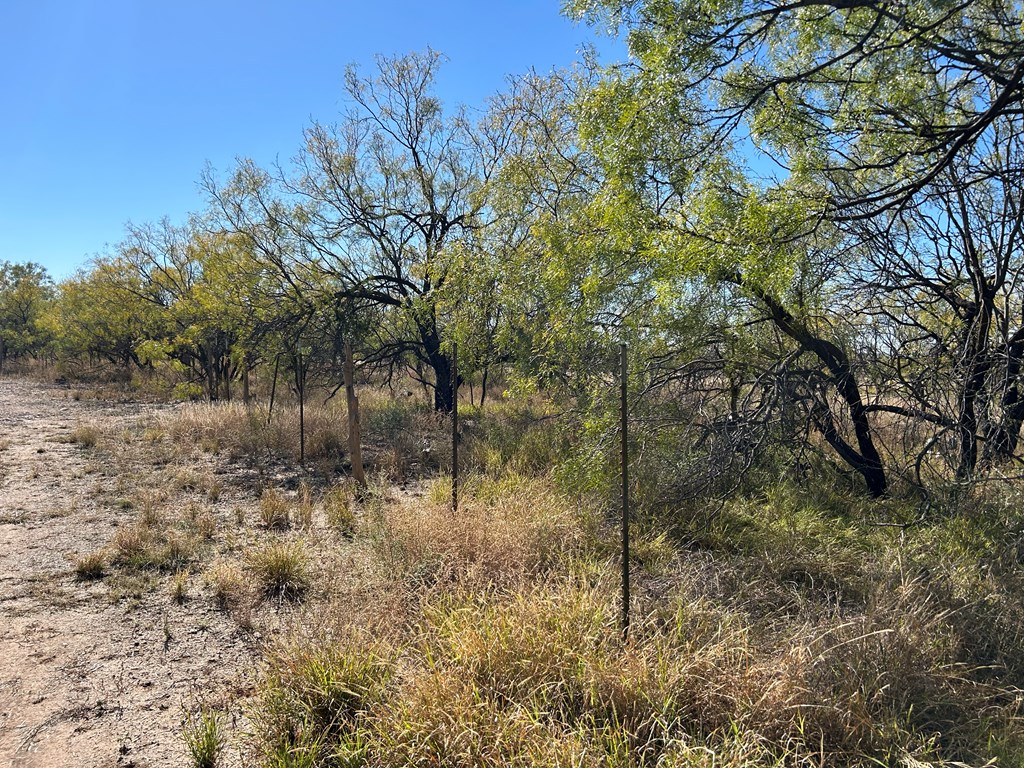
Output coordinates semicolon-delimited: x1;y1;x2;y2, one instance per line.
182;707;225;768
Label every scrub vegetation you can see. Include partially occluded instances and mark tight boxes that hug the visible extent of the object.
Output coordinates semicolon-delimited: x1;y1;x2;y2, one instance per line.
4;0;1024;763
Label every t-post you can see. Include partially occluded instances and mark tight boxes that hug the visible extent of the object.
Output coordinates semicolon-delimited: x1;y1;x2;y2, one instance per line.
296;348;305;465
620;343;630;639
451;341;459;514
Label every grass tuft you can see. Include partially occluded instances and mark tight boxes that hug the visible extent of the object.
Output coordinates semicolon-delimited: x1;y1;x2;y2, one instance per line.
74;550;106;580
182;706;224;768
259;489;291;531
247;541;310;600
69;423;100;448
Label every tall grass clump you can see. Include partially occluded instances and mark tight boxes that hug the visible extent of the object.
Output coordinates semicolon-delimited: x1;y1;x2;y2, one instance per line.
252;634;392;766
259;488;292;530
247;541;310;600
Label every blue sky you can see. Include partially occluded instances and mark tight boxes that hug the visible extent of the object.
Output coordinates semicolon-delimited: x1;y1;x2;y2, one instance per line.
1;1;619;279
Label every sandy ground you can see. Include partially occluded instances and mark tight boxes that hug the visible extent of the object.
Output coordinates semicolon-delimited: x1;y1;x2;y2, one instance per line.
0;378;257;768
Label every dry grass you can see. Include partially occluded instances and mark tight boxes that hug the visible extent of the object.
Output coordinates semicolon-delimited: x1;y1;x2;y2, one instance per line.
170;569;190;603
249;571;1024;767
73;550;106;580
235;469;1024;767
367;472;590;588
52;383;1024;765
205;560;250;610
68;422;101;448
159;394;451;480
323;483;356;535
246;541;310;600
258;489;291;531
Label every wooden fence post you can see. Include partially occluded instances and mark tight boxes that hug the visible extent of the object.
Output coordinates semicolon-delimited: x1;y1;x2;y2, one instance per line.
344;342;365;487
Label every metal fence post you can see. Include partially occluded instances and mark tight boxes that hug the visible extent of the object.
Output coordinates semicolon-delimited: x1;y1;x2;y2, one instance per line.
452;341;459;514
620;343;630;639
297;349;305;465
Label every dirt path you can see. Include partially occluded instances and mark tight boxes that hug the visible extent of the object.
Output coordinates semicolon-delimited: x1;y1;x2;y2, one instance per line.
0;378;255;768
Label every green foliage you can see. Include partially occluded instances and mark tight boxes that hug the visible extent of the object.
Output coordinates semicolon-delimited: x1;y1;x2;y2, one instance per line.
0;261;54;367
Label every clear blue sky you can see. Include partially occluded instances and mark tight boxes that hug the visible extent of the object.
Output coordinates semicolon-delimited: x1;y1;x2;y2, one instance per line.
1;1;619;280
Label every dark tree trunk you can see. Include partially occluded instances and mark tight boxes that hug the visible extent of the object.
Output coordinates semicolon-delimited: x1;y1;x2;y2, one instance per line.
417;320;457;413
983;329;1024;465
206;352;218;402
242;358;251;407
745;280;887;497
432;354;454;412
955;299;995;479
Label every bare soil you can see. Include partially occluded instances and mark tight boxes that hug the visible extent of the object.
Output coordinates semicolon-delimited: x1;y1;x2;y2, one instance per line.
0;378;258;768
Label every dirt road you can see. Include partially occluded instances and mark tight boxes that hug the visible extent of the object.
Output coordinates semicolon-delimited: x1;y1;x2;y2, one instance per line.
0;378;254;768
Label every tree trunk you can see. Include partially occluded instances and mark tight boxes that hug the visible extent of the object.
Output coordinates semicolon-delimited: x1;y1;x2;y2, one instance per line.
242;358;251;407
955;299;994;479
344;343;365;486
744;280;887;497
418;322;456;413
433;357;454;413
206;352;218;402
983;329;1024;465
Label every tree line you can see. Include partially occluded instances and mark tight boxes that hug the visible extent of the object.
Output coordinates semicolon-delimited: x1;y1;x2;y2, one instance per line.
4;0;1024;503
